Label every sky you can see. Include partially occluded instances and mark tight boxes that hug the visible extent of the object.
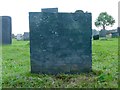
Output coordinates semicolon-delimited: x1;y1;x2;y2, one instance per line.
0;0;119;35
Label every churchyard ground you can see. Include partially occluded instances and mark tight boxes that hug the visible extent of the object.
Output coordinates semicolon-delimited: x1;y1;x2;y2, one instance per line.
2;38;118;88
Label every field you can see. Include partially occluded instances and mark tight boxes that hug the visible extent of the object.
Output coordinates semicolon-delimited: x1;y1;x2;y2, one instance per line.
1;38;119;88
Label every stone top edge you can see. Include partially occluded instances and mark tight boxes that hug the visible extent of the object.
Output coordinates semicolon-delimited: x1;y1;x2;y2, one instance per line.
29;9;91;14
29;12;91;14
0;16;11;18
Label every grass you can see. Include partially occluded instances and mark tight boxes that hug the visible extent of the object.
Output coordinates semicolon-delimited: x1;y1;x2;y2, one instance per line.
0;43;2;89
2;38;118;88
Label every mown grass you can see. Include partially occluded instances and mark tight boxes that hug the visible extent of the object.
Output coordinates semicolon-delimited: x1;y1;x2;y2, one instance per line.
0;44;2;89
2;38;118;88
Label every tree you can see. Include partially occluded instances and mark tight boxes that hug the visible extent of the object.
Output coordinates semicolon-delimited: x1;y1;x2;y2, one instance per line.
95;12;115;30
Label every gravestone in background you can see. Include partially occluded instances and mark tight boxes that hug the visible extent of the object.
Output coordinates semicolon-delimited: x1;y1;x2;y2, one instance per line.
23;32;29;41
16;34;23;41
92;29;99;36
111;32;119;38
93;35;99;40
99;29;108;37
0;16;12;44
12;34;15;39
117;27;120;36
29;10;92;74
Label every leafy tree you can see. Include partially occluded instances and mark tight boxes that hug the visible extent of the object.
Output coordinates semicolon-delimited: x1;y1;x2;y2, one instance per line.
95;12;115;30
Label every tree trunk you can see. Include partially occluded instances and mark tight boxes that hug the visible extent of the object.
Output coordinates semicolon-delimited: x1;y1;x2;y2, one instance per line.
103;25;105;30
102;25;106;39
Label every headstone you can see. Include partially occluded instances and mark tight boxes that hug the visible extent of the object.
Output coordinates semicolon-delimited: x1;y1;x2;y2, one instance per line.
41;8;58;13
99;29;108;37
14;35;17;39
23;32;29;41
29;9;92;74
12;34;15;38
92;29;99;36
16;34;23;41
106;33;112;38
0;16;12;44
93;35;99;40
111;32;119;38
117;27;120;36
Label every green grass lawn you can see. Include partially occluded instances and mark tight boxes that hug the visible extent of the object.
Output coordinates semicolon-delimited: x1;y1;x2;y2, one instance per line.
2;38;118;88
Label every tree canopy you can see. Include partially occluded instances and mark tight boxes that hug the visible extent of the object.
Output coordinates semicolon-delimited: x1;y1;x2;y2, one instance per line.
95;12;115;30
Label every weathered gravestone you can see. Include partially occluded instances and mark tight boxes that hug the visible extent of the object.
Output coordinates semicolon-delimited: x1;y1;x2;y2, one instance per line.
0;16;12;44
111;32;119;38
99;29;108;37
12;34;15;39
16;34;23;41
93;35;99;40
117;27;120;36
92;29;99;36
23;32;29;41
29;9;92;74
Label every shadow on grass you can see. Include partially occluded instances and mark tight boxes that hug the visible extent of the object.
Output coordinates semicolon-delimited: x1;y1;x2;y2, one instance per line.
99;37;118;41
25;69;104;80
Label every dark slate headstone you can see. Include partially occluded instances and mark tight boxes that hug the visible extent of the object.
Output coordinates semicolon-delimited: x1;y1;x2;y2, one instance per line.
117;27;120;36
93;35;99;40
111;32;119;38
0;16;12;45
29;10;92;74
41;8;58;13
23;32;29;41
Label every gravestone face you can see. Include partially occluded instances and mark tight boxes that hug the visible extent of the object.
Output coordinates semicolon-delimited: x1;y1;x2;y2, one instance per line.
93;35;99;40
23;32;29;41
41;8;58;13
117;27;120;36
0;16;12;44
92;29;99;36
12;34;15;38
16;34;23;41
99;29;108;37
111;32;119;38
29;10;92;74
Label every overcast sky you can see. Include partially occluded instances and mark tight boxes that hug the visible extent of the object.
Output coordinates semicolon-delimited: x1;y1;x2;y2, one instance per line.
0;0;119;35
